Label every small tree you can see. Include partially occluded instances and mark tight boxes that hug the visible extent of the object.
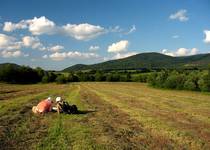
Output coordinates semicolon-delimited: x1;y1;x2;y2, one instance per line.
67;73;74;82
56;75;67;84
155;70;168;88
35;67;45;81
184;79;197;91
164;75;178;89
125;73;131;82
106;74;113;82
48;72;57;82
42;75;50;83
95;71;104;81
147;72;158;86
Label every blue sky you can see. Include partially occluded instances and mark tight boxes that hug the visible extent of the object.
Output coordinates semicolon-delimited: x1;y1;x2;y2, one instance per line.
0;0;210;70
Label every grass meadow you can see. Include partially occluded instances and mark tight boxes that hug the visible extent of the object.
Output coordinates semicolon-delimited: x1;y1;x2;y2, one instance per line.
0;82;210;149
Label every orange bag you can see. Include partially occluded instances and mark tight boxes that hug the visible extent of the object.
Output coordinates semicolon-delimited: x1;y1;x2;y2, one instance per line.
36;99;52;113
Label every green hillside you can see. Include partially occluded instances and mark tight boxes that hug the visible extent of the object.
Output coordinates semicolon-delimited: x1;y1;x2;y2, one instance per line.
0;63;21;70
63;52;210;71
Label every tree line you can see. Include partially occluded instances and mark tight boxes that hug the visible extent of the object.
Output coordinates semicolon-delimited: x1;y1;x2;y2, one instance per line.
147;69;210;92
0;64;210;92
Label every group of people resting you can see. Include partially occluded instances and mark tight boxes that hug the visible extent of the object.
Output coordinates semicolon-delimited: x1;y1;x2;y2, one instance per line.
32;97;78;114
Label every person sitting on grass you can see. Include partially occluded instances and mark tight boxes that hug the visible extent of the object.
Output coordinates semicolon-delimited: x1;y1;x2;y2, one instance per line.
32;97;53;114
55;97;78;114
55;96;63;114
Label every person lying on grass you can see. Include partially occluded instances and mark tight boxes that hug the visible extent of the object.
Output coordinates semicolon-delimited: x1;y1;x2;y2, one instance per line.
32;96;78;114
32;97;53;114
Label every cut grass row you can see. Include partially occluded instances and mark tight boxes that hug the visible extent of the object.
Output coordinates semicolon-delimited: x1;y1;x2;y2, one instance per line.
0;83;108;149
0;84;71;149
1;82;210;149
37;84;104;150
82;82;210;149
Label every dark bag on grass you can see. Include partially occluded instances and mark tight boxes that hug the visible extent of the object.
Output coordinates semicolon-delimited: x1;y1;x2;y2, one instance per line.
70;105;78;114
61;102;78;114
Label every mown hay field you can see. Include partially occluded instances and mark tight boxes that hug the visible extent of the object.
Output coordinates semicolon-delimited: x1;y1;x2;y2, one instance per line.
0;82;210;150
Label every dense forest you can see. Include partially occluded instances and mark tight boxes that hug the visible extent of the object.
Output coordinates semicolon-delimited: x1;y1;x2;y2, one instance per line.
0;63;57;84
147;69;210;92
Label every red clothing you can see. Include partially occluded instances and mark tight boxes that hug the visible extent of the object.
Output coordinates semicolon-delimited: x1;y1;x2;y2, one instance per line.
36;99;52;113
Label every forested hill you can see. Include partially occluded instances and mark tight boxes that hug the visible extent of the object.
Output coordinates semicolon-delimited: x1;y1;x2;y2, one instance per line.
63;52;210;71
0;63;21;70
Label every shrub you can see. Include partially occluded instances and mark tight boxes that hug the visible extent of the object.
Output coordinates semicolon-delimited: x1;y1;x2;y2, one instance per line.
56;75;67;84
175;74;186;90
164;75;178;89
42;75;50;83
184;79;197;91
119;75;127;82
198;78;208;92
198;73;210;92
67;73;78;82
106;73;120;82
147;72;158;86
95;72;104;81
155;71;168;88
126;73;131;82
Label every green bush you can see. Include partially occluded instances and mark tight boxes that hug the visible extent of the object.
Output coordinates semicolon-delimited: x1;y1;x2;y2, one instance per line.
164;75;178;89
184;79;197;91
147;72;158;86
198;78;208;92
67;73;78;82
155;71;168;88
95;71;104;81
42;75;50;83
198;74;210;92
56;75;67;84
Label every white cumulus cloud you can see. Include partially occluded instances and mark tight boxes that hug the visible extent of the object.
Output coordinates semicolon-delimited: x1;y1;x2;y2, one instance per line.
161;48;198;57
1;50;27;58
3;16;56;35
0;34;15;48
169;9;189;22
0;34;22;51
62;23;105;40
112;52;137;59
49;51;99;61
42;54;48;59
204;30;210;43
108;40;129;53
22;36;42;49
3;21;27;32
49;52;66;61
26;16;56;35
2;16;119;41
89;45;100;51
49;45;64;52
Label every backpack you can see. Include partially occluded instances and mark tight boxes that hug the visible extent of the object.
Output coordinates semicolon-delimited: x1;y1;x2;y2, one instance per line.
60;102;78;114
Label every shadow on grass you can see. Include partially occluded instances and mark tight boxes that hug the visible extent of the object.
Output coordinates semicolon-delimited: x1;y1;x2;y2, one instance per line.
76;110;96;114
51;109;96;115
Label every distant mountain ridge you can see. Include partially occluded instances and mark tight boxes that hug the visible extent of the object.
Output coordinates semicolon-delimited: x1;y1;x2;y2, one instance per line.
63;52;210;71
0;63;21;70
